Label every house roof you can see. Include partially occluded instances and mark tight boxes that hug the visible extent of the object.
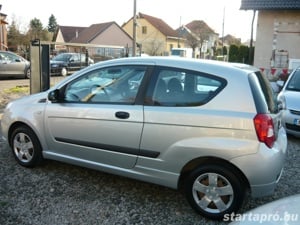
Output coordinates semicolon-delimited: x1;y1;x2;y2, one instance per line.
240;0;300;10
138;13;178;38
59;26;87;42
185;20;217;35
69;22;117;43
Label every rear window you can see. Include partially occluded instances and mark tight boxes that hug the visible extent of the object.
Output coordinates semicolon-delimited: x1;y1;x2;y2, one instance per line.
250;71;278;114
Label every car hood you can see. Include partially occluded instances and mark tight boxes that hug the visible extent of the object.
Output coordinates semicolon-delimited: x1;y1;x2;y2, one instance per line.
7;92;48;107
283;90;300;110
50;60;67;65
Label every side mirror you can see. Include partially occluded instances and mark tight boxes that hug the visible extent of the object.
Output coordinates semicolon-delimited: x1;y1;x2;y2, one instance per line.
48;89;60;102
276;80;284;88
277;101;283;111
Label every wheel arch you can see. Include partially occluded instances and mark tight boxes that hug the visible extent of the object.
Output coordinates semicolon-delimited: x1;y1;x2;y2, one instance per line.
8;122;38;147
178;156;250;191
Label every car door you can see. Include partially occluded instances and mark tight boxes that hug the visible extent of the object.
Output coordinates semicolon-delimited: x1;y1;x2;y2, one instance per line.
44;65;149;169
139;66;227;170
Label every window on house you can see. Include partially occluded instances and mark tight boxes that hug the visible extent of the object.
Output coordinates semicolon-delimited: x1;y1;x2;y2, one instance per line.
142;26;147;34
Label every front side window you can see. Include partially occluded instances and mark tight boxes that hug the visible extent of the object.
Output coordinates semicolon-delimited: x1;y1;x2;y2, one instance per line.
64;65;147;104
70;54;79;62
0;52;19;62
146;67;226;106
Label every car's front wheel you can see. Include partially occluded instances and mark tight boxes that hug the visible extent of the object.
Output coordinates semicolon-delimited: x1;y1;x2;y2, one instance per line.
61;67;68;76
10;126;43;167
184;164;245;220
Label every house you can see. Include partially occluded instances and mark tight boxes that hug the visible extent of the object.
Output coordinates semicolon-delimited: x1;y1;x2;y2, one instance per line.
0;5;8;51
221;34;242;46
178;20;219;58
240;0;300;76
122;12;184;56
54;26;87;52
54;22;133;60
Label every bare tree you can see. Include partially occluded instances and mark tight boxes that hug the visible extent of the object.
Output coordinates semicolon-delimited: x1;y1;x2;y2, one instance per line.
185;32;200;58
144;38;164;56
184;21;215;58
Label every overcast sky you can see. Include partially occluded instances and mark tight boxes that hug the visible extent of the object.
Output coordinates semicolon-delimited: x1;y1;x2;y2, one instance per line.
1;0;257;41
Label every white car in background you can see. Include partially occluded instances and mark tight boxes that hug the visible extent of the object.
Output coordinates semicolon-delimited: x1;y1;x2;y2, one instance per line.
277;67;300;137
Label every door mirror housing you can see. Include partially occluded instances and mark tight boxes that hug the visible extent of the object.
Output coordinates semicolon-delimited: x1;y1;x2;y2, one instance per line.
48;89;60;102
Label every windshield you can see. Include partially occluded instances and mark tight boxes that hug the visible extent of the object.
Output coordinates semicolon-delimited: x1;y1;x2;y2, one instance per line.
52;54;72;61
286;70;300;92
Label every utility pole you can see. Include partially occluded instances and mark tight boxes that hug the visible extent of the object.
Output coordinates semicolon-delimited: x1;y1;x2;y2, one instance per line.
132;0;137;56
249;10;256;65
221;6;225;58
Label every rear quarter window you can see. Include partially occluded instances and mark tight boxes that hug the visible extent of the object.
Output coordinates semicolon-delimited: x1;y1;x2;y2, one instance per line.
145;66;227;106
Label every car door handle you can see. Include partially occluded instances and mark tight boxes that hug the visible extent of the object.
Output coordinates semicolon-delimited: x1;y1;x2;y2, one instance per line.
115;111;130;119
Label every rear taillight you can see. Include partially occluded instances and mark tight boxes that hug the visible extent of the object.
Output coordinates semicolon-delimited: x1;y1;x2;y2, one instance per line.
254;114;275;148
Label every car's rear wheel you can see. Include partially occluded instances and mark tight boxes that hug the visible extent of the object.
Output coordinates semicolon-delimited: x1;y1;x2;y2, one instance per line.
61;67;67;76
10;126;43;167
184;164;245;220
25;68;31;79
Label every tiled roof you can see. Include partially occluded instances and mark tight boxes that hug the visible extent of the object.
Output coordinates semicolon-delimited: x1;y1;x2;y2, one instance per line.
70;22;115;43
240;0;300;10
138;13;178;37
185;20;217;35
59;26;87;42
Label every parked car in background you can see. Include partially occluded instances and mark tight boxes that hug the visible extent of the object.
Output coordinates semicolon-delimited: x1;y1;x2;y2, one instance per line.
0;51;30;79
1;57;287;220
277;67;300;137
50;52;94;76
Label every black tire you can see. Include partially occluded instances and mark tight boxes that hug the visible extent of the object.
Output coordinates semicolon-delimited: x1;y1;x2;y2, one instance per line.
25;68;31;79
10;126;43;167
184;164;245;220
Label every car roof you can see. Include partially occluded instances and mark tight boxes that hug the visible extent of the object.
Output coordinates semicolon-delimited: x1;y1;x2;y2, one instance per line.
94;57;256;77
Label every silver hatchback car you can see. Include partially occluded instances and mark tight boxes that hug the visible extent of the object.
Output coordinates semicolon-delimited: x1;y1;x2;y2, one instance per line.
1;57;287;220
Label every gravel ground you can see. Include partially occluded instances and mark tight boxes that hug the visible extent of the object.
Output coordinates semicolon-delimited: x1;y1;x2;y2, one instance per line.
0;92;300;225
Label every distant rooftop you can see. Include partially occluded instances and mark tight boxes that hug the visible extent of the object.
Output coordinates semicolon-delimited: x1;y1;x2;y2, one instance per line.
240;0;300;10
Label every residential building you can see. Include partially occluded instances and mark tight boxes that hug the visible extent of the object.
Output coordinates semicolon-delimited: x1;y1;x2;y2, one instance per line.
54;26;87;53
178;20;219;58
241;0;300;76
0;5;8;51
122;12;184;56
53;22;133;61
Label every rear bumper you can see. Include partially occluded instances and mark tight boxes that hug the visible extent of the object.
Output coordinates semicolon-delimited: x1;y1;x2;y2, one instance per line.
250;167;284;197
230;127;287;197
